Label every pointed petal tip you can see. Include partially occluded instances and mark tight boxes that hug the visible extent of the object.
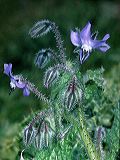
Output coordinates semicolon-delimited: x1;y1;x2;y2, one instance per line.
99;44;110;53
4;63;12;76
103;34;110;41
23;88;30;96
70;30;80;47
80;21;92;41
87;21;91;25
86;21;92;28
4;63;12;69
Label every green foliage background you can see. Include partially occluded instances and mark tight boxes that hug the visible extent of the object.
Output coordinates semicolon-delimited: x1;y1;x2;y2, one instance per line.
0;0;120;159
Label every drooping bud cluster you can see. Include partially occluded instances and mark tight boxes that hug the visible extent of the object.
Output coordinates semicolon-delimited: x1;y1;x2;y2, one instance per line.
63;76;83;110
34;120;54;149
29;20;66;65
23;109;55;149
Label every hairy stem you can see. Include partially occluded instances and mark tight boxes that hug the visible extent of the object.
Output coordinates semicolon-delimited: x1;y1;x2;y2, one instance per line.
78;107;100;160
63;108;100;160
50;22;66;65
47;48;60;63
20;76;52;106
53;63;74;74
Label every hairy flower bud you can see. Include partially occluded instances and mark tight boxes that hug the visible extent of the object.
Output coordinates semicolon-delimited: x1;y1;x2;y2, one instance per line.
23;125;36;146
63;76;83;110
29;20;52;38
34;49;52;69
44;67;59;88
34;121;55;149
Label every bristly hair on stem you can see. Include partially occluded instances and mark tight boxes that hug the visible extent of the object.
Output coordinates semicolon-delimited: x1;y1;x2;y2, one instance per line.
20;76;52;106
49;21;66;65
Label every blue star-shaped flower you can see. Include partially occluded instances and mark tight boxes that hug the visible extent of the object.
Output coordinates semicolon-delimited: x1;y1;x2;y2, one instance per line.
4;63;30;96
70;22;110;64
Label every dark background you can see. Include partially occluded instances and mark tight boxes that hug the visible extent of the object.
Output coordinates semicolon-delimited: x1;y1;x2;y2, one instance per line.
0;0;120;159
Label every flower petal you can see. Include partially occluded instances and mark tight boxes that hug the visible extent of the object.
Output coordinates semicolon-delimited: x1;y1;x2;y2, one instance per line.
23;87;30;96
13;75;26;88
92;40;110;53
70;31;81;46
16;79;26;88
4;63;13;77
102;34;110;41
98;43;110;52
80;22;91;43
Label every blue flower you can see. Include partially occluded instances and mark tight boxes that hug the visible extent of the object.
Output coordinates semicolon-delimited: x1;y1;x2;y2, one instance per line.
4;63;30;96
70;22;110;64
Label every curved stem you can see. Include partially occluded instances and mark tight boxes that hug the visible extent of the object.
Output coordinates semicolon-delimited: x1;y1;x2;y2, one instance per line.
63;108;100;160
20;76;52;106
50;22;66;65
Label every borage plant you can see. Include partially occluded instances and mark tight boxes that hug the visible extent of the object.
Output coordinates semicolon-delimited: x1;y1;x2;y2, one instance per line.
4;20;119;160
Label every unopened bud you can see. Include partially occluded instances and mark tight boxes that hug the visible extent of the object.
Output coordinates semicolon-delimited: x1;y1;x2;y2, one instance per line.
23;125;36;146
44;67;59;88
63;76;83;110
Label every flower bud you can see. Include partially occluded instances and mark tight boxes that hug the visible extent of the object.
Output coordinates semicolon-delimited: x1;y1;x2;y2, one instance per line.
34;49;52;69
44;67;59;88
63;76;83;110
29;20;52;38
23;125;36;146
34;121;55;149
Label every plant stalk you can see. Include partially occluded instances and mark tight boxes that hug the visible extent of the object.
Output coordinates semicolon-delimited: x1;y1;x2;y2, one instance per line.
78;107;100;160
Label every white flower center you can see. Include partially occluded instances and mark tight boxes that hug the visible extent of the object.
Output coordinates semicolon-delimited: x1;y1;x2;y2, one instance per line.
10;81;16;89
81;44;92;53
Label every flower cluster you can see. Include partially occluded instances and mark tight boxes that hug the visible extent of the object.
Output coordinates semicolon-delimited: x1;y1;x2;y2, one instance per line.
70;22;110;64
3;20;112;160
